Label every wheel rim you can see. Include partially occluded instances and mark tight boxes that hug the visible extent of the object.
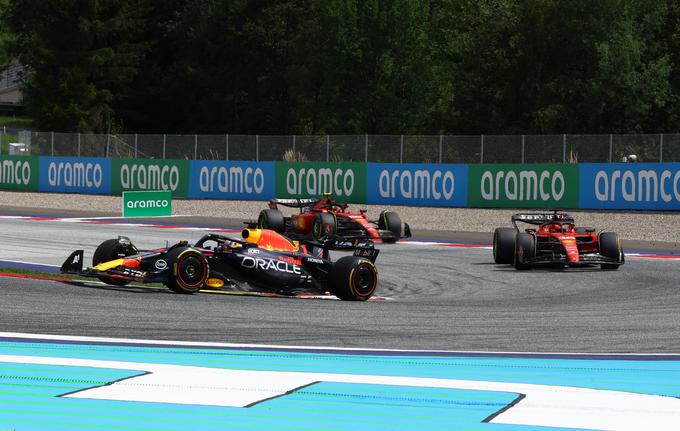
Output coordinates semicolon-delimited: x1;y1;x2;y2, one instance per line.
351;264;376;297
177;254;207;288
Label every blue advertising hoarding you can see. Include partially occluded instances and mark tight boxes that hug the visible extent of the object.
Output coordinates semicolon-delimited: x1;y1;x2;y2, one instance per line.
38;157;112;194
579;162;680;210
188;160;275;200
366;163;468;207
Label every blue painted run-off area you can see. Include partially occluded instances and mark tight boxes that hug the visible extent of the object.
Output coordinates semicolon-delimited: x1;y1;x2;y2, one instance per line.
1;339;680;430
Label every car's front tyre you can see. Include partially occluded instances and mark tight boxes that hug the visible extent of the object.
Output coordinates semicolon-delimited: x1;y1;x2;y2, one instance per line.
93;238;138;286
164;246;209;294
599;232;623;270
378;211;402;242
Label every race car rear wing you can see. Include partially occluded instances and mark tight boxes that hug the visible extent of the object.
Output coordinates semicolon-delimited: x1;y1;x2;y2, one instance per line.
511;212;575;228
269;198;318;209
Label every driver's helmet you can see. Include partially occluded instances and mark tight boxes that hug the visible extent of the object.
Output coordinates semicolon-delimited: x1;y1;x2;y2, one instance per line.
548;223;562;232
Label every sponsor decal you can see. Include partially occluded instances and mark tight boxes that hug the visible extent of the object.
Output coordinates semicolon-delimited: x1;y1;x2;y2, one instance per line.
121;164;178;191
275;162;366;203
39;157;110;194
188;161;274;200
122;191;172;217
367;163;468;207
112;159;189;196
468;164;579;208
120;267;145;278
126;199;169;209
154;259;168;270
241;256;301;274
580;163;680;210
0;158;33;187
306;257;324;264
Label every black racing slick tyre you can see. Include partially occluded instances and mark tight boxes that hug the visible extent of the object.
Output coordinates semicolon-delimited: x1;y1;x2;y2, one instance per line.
599;232;623;270
493;228;516;264
330;256;378;301
257;209;285;233
92;238;138;286
378;211;402;242
164;247;209;294
312;212;336;241
514;233;536;270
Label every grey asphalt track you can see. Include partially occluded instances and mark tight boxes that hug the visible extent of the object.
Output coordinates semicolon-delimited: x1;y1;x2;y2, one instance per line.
0;215;679;353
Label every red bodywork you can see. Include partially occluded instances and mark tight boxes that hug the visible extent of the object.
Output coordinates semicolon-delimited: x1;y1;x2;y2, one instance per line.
270;196;380;239
532;223;598;264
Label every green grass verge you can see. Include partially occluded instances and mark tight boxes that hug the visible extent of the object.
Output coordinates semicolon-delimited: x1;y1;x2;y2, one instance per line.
0;266;77;279
0;266;166;288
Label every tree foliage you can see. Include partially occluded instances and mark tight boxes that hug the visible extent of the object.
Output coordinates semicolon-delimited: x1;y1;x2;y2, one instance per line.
2;0;680;134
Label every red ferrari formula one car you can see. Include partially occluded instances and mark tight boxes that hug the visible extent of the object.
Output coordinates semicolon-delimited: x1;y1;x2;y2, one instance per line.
493;211;625;270
257;194;411;246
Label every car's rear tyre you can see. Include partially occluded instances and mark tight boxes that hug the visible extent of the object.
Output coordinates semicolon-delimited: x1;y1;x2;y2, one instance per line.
330;256;378;301
514;233;535;270
493;228;516;264
599;232;623;270
93;238;138;286
164;246;209;293
312;212;336;241
258;209;285;233
378;211;402;242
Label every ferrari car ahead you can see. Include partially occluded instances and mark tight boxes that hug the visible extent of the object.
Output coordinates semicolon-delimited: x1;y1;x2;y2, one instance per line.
60;228;380;301
493;211;624;270
257;194;411;246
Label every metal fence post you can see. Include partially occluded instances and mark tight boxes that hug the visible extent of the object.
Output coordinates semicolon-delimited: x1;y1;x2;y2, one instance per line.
400;135;404;163
562;134;566;163
106;134;110;158
660;133;664;163
0;126;4;155
480;134;484;163
365;134;368;163
194;134;198;160
438;135;443;163
162;134;166;159
256;134;259;161
51;131;54;156
292;134;296;156
134;134;138;158
521;134;525;163
77;133;81;157
225;134;229;160
609;134;613;163
326;135;330;162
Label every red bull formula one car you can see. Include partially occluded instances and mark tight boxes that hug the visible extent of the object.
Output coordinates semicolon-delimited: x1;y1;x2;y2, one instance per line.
60;227;380;301
257;194;411;246
493;211;625;270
